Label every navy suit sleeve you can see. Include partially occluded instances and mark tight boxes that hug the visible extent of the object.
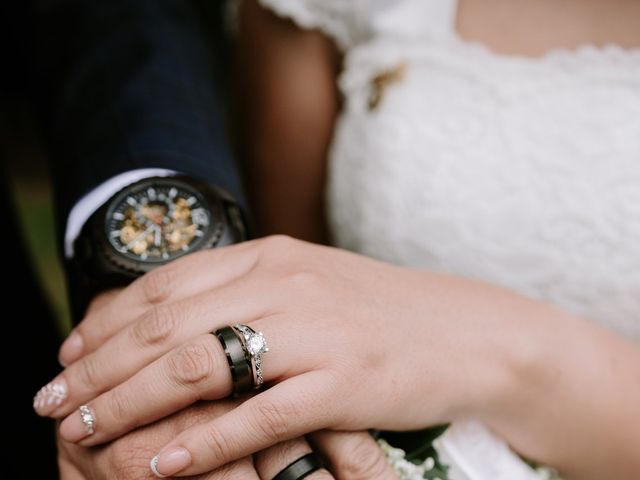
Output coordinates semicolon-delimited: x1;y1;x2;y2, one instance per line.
32;0;244;232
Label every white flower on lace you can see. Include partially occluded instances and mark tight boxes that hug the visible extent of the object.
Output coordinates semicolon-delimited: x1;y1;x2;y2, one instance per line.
378;439;443;480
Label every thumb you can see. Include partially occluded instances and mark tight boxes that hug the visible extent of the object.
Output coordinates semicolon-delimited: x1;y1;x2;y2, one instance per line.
309;430;398;479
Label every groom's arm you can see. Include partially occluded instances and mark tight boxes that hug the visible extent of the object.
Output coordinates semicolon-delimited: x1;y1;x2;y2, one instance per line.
27;3;246;476
31;0;245;251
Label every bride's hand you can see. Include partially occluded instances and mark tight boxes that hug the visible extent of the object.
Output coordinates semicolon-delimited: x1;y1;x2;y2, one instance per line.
37;236;536;476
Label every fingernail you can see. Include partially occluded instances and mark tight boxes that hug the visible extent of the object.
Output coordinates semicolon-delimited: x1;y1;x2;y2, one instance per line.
59;405;96;442
59;331;84;366
150;448;191;477
33;378;67;416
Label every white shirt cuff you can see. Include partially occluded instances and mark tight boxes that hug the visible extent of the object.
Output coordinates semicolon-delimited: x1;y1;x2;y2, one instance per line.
64;168;178;258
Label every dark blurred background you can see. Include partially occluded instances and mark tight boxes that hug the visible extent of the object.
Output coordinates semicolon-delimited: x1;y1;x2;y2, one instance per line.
2;103;70;333
1;0;230;338
2;4;231;473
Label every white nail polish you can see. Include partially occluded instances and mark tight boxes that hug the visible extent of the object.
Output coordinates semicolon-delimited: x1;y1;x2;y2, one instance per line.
33;382;67;413
150;455;168;478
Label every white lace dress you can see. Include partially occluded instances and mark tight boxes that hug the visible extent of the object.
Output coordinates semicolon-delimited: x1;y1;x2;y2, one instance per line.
259;0;640;478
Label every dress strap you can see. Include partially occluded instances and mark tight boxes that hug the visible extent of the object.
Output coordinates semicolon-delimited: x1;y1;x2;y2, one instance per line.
368;0;459;42
256;0;365;51
424;0;458;39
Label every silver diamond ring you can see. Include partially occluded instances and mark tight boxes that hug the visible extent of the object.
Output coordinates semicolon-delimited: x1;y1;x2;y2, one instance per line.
79;405;96;435
234;324;269;388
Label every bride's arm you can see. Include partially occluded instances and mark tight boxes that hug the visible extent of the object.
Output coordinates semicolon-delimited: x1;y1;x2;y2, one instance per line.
234;0;340;242
44;239;639;479
233;5;640;476
480;304;640;479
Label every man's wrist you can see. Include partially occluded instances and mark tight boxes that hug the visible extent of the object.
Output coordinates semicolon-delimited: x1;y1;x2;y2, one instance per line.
65;168;178;258
66;174;247;321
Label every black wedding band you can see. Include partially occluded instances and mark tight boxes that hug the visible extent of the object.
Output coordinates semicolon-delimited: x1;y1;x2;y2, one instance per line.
272;453;322;480
214;326;253;395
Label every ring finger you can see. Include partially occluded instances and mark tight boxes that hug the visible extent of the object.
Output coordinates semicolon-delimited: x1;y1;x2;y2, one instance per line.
57;320;310;445
59;241;261;366
182;457;259;480
254;439;332;480
35;273;282;420
189;439;330;480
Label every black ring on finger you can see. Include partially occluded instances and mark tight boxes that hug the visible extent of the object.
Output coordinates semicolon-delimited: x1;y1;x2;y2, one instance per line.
272;453;322;480
214;326;253;395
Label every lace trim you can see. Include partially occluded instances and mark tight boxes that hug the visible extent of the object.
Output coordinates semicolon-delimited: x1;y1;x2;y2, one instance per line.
452;38;640;70
336;39;640;104
257;0;362;50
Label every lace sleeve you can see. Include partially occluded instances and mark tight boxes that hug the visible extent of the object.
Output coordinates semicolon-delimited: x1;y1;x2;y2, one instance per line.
257;0;363;50
434;421;549;480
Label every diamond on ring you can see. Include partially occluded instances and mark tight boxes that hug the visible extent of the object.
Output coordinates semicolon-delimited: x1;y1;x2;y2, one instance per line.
234;325;268;388
247;331;268;356
79;405;96;435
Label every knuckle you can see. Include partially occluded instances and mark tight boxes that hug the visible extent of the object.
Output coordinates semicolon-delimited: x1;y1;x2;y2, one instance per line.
209;462;236;480
308;470;334;480
84;289;118;316
256;235;309;274
75;312;113;349
75;356;102;391
336;439;390;479
104;391;134;429
131;305;178;348
286;269;321;291
111;465;152;480
140;267;173;305
210;460;256;480
254;399;293;441
258;235;295;257
72;324;94;349
167;341;216;386
109;439;156;479
263;234;293;247
270;440;305;467
202;425;235;461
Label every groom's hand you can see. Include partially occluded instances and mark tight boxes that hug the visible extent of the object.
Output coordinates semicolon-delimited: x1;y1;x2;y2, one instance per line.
57;401;236;480
57;402;395;479
57;400;324;480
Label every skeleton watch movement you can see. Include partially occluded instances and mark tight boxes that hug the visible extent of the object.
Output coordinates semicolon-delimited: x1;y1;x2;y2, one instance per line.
69;175;246;320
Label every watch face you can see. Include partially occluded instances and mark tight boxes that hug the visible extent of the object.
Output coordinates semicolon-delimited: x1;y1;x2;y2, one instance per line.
105;179;214;263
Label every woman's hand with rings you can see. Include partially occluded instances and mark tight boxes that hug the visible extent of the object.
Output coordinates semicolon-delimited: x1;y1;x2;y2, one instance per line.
36;236;528;476
53;287;396;480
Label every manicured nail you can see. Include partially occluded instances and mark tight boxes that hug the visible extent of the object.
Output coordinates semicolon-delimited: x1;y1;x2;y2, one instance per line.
150;448;191;477
59;331;84;366
33;379;67;416
59;405;96;442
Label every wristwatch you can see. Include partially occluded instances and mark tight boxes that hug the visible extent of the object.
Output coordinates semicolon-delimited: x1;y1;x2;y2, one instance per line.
68;175;247;321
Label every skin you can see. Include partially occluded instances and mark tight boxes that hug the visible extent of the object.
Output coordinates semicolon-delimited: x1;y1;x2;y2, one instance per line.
455;0;640;57
54;292;396;479
233;0;341;242
58;406;394;480
58;398;389;479
44;0;640;478
34;237;640;479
